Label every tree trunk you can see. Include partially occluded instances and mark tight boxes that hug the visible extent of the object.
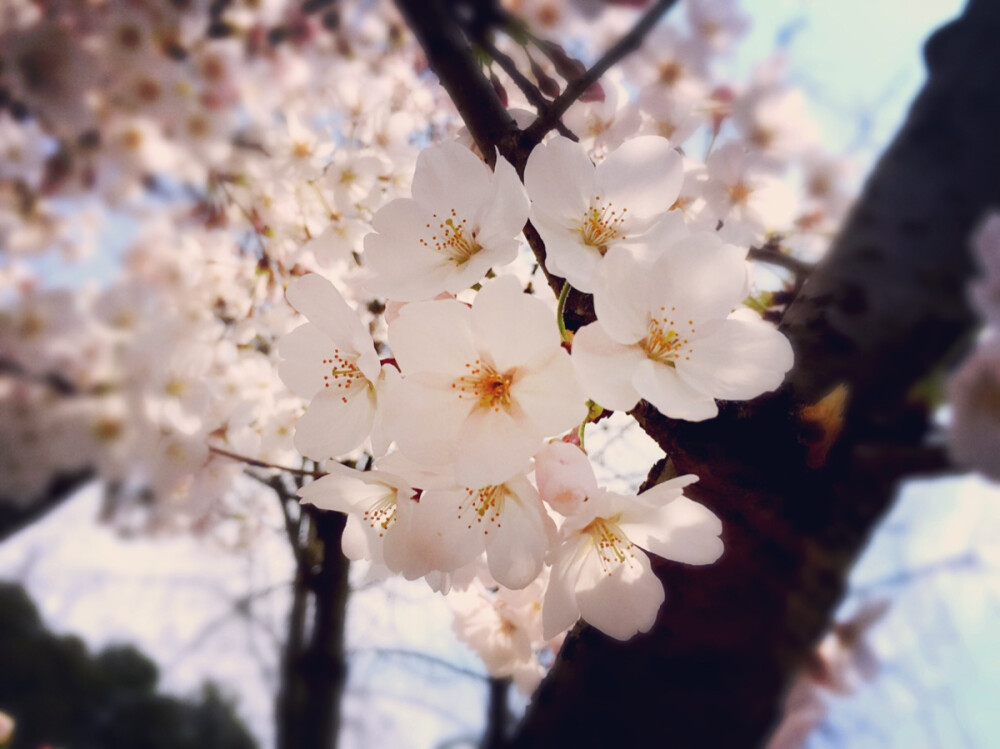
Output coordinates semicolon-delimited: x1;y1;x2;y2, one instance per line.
276;505;350;749
393;0;1000;746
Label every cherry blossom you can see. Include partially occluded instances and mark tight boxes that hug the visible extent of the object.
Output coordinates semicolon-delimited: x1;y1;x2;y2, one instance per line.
386;275;588;487
542;476;722;641
364;141;530;301
572;235;794;420
378;450;555;589
278;273;382;460
524;135;684;291
298;462;416;568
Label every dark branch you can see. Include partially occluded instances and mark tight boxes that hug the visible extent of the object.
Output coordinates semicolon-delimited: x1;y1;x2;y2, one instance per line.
523;0;680;147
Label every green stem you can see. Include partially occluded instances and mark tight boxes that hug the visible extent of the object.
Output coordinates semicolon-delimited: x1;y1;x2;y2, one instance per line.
556;281;572;343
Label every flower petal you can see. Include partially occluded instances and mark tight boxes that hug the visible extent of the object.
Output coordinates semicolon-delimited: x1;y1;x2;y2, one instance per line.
677;312;793;400
571;322;645;411
596;136;683;233
633;358;718;421
292;383;376;460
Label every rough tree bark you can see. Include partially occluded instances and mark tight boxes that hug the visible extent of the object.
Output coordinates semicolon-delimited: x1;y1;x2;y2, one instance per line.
396;0;1000;746
275;499;351;749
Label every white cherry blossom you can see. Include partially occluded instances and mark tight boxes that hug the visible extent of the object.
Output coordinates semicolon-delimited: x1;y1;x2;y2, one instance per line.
364;141;530;301
278;273;382;460
378;450;555;590
543;476;722;641
524;135;684;291
386;275;588;487
298;462;415;568
572;236;793;420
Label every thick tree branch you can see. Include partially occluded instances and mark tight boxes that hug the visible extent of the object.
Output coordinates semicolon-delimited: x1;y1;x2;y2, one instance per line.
394;0;519;163
513;1;1000;746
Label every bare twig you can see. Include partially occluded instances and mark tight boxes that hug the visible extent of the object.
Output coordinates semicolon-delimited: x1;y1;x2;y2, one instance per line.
748;245;815;279
523;0;680;146
477;36;578;141
209;444;327;477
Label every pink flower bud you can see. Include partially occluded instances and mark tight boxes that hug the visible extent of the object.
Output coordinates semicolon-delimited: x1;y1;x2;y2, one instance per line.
534;441;598;516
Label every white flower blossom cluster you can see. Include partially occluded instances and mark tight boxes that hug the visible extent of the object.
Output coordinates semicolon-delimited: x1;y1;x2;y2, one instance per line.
0;0;850;690
282;127;793;671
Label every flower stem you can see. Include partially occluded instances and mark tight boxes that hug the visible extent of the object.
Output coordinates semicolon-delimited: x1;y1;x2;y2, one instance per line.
556;281;573;344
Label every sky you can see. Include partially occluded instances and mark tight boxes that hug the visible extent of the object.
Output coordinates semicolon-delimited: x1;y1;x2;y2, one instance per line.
1;1;992;748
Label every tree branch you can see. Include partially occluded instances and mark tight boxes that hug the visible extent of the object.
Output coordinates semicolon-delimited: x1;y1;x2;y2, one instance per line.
523;0;680;147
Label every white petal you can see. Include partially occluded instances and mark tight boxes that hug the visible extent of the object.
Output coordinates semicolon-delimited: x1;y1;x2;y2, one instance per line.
576;546;664;641
382;491;482;578
475;154;530;252
486;478;552;589
512;351;587;437
592;247;653;345
286;274;367;344
543;535;589;639
633;358;718;421
472;275;561;371
293;384;376;460
278;323;341;398
524;136;594;227
538;228;603;293
412;141;492;219
454;404;539;487
634;496;724;566
677;314;793;400
388;299;477;374
571;323;645;411
388;374;471;467
596;136;683;232
649;234;749;323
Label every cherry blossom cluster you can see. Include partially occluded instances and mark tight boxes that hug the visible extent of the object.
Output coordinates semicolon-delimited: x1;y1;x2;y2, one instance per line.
0;0;851;690
281;124;794;673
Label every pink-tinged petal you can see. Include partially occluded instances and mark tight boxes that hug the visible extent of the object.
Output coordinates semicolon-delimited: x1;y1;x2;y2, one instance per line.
286;273;366;344
596;136;683;232
677;313;793;401
472;276;562;371
412;141;492;218
388;374;471;467
633;358;718;421
533;441;599;516
382;490;482;579
592;247;653;344
571;323;645;411
388;299;477;374
486;477;552;589
278;323;341;398
511;350;588;436
454;404;539;488
634;496;724;566
475;154;530;251
575;546;664;641
649;234;749;323
525;136;595;227
292;383;376;460
543;535;590;639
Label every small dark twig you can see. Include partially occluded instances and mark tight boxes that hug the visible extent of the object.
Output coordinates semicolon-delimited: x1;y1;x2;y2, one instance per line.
477;37;578;141
748;245;815;279
209;444;327;477
524;0;680;146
